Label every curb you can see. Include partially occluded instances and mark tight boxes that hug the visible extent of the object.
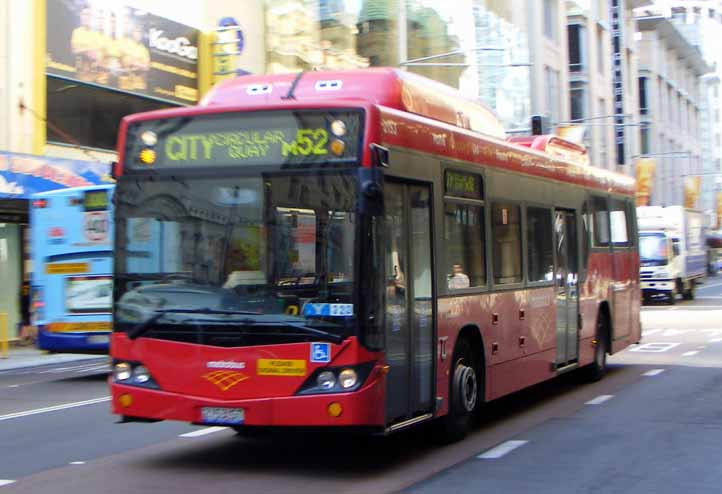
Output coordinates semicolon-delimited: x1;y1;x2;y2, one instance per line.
0;354;108;373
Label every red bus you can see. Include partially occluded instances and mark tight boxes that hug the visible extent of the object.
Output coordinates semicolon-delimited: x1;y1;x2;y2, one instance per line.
110;68;640;438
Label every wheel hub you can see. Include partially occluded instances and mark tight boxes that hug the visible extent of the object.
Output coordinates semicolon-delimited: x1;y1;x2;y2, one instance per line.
457;365;477;413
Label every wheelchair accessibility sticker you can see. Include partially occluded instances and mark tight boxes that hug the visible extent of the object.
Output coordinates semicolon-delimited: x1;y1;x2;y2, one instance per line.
310;342;331;363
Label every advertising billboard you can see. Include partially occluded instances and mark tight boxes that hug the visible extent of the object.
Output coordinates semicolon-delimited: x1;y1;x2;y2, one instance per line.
46;0;199;105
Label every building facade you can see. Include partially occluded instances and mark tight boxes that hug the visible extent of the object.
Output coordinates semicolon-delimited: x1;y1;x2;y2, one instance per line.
636;0;722;217
565;0;650;172
635;16;710;207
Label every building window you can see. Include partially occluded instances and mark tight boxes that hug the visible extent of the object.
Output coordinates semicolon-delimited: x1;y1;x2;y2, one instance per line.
543;0;558;42
526;206;554;283
570;82;586;121
639;76;649;115
640;124;651;155
568;24;585;72
545;66;560;123
596;26;604;74
46;76;173;151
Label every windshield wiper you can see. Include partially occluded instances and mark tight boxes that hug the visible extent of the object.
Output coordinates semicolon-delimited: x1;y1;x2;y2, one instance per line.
127;308;261;340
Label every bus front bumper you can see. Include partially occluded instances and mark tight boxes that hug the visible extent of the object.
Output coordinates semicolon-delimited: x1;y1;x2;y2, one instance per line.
37;327;110;352
111;378;386;428
641;280;675;297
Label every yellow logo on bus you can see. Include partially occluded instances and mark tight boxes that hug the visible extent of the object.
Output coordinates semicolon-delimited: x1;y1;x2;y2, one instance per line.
257;359;306;377
202;370;250;392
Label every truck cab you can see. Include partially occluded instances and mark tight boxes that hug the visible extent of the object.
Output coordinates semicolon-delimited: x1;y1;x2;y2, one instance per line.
639;231;679;301
637;206;706;303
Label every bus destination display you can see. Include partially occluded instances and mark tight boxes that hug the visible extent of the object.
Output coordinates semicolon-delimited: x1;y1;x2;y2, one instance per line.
126;110;362;169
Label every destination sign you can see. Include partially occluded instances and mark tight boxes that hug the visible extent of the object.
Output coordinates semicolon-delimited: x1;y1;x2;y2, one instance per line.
445;170;483;199
125;110;362;169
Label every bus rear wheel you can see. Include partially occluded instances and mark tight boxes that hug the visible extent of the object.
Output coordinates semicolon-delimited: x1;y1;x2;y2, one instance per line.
585;312;609;382
439;338;481;442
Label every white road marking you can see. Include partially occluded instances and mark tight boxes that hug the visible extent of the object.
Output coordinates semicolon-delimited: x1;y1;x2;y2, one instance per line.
179;426;227;438
642;329;663;336
477;440;529;459
697;281;722;291
682;351;700;357
628;342;681;353
0;397;110;422
0;480;15;487
710;338;722;343
585;395;614;405
7;385;19;388
643;369;666;376
69;461;86;465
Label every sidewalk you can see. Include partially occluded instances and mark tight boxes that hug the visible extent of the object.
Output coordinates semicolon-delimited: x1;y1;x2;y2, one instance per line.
0;346;106;372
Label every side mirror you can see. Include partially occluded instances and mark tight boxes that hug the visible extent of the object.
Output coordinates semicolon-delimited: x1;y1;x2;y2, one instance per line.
357;167;383;216
370;143;389;168
672;243;680;257
110;161;120;180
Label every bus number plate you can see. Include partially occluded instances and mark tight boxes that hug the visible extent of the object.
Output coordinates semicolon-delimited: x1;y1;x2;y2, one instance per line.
201;407;245;425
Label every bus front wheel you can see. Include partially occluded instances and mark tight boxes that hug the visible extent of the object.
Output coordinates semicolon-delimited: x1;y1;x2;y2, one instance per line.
439;337;481;441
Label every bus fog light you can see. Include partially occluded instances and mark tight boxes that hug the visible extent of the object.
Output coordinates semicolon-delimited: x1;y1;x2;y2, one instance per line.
132;365;151;384
338;368;358;389
114;362;132;381
317;371;336;390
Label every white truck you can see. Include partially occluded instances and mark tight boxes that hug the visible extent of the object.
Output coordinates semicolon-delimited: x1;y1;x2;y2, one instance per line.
637;206;706;303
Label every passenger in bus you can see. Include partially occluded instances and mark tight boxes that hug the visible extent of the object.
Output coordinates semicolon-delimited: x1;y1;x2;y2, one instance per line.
448;263;470;289
387;264;406;299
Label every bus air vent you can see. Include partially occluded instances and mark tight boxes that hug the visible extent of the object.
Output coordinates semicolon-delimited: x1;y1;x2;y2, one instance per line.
315;80;343;91
246;84;273;95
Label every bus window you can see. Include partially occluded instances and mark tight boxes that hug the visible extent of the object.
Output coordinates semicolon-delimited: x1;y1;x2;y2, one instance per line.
492;203;522;285
609;199;629;246
443;203;486;289
527;206;554;282
591;196;610;247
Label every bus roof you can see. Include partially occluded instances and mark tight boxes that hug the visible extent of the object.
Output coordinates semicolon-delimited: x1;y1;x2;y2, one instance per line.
200;68;506;138
31;183;115;199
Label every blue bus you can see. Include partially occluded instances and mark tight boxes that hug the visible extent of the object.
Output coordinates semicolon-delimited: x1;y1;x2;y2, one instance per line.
30;184;114;352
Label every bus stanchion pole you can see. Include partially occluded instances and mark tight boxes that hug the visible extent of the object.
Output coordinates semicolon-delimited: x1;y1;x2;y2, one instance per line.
0;312;8;358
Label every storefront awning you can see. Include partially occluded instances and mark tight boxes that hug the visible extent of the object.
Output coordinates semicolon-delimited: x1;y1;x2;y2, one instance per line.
0;152;114;199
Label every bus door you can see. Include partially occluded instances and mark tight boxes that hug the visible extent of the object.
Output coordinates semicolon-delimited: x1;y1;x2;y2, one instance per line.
383;181;435;425
554;209;579;366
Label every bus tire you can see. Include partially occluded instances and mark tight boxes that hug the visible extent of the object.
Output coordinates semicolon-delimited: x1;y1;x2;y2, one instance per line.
682;280;696;300
439;337;480;442
585;312;609;382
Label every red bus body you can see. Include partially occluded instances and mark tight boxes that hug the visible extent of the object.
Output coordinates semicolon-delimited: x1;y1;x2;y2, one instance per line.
110;68;640;433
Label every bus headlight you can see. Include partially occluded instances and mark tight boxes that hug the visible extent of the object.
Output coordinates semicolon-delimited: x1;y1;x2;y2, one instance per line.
132;365;151;384
114;362;132;381
296;362;375;395
338;368;358;389
317;371;336;390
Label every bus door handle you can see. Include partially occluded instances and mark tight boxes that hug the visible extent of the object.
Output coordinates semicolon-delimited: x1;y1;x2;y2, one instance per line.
519;309;525;320
492;313;499;325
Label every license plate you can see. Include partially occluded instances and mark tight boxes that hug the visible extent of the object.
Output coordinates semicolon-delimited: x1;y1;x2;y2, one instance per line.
201;407;245;425
87;335;110;344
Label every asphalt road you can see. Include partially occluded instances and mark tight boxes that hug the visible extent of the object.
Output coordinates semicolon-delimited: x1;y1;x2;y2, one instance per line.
1;276;721;493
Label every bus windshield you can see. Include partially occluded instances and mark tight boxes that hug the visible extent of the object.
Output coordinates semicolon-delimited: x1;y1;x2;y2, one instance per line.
639;233;668;263
113;172;358;343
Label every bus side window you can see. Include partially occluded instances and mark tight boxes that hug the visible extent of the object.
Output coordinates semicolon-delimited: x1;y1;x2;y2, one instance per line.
526;206;554;283
591;196;610;247
492;202;522;285
581;200;591;278
609;199;629;247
